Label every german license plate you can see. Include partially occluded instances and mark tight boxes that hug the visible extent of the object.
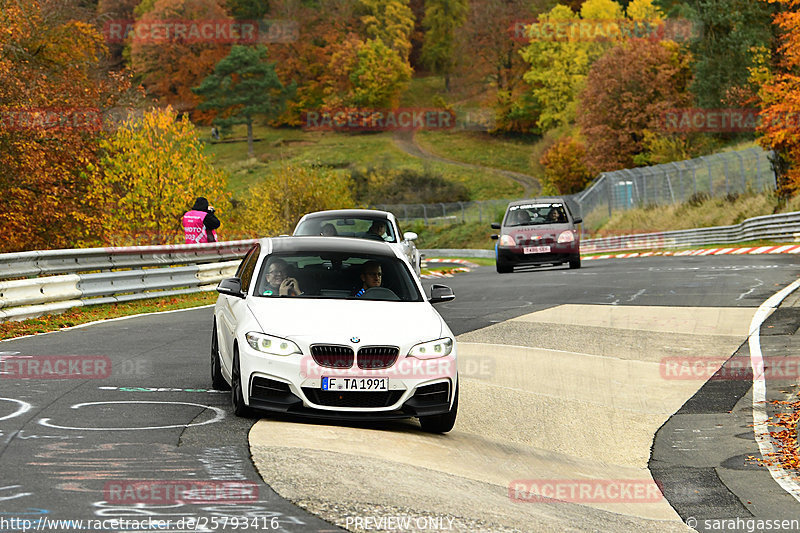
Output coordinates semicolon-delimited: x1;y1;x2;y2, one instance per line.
322;377;388;391
523;246;550;254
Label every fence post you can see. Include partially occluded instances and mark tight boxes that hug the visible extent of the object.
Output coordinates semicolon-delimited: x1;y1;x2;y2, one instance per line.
735;151;745;193
459;202;465;223
422;204;428;225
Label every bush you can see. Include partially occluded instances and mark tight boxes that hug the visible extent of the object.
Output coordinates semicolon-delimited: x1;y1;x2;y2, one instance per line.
351;166;470;204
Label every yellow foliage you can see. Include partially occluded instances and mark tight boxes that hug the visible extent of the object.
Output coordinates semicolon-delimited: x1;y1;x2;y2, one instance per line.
90;107;231;245
241;164;354;237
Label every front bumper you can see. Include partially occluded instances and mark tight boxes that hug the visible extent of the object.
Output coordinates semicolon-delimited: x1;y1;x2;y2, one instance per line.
497;243;579;265
239;344;457;420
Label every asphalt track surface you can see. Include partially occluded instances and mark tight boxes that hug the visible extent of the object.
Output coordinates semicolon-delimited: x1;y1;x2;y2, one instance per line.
1;254;799;532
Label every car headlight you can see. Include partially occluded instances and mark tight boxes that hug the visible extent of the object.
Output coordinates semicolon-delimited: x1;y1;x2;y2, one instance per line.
499;234;516;246
409;338;453;359
557;231;575;243
245;332;301;356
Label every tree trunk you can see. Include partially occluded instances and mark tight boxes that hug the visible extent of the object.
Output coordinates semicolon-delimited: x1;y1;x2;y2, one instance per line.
247;118;254;159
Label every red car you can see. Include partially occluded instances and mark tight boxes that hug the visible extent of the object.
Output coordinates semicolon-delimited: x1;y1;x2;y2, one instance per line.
491;198;582;273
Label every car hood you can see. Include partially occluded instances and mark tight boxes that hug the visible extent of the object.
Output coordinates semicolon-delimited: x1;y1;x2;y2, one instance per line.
246;297;445;345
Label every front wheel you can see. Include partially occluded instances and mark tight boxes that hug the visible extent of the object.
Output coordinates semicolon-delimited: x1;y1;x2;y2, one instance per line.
231;349;253;417
419;383;458;433
569;255;581;269
496;261;513;274
211;321;230;391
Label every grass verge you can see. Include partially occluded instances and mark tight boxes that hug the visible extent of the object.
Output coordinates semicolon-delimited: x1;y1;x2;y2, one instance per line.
0;292;217;341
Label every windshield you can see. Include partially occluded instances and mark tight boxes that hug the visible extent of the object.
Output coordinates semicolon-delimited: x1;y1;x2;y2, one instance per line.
505;203;568;227
253;252;421;302
294;216;397;243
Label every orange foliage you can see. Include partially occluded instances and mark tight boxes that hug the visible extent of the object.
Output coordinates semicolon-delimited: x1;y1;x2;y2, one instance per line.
129;0;232;118
757;0;800;195
0;0;129;252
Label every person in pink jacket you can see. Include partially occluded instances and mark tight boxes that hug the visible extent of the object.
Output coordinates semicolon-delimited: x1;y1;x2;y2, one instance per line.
182;197;220;244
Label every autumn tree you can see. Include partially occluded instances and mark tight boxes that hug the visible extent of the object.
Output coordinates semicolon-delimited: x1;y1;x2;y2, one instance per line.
756;0;800;195
688;0;775;108
577;38;693;172
358;0;415;61
241;164;354;236
539;137;594;194
129;0;233;116
194;45;294;158
420;0;469;90
521;0;655;131
265;0;359;124
0;0;128;252
226;0;270;19
88;107;230;245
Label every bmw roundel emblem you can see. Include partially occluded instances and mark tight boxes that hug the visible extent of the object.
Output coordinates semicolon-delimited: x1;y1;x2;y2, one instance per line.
351;336;360;343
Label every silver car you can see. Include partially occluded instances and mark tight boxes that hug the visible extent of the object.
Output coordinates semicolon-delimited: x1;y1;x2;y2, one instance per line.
293;209;421;276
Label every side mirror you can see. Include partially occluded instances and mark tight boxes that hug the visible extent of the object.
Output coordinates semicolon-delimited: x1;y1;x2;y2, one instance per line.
217;277;244;298
491;222;501;230
491;234;499;240
429;284;455;304
573;217;583;224
403;231;418;241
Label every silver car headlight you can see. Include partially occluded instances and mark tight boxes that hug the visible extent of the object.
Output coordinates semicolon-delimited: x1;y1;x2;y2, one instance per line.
408;338;453;359
245;332;301;356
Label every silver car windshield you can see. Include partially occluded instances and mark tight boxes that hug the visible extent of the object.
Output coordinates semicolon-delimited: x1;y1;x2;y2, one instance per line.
254;252;422;302
294;217;397;243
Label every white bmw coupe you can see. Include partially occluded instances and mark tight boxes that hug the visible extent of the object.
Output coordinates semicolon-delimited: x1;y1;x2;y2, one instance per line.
211;236;458;433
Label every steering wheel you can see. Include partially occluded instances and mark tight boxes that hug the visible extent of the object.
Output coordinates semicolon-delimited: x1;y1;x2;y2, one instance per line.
360;287;400;301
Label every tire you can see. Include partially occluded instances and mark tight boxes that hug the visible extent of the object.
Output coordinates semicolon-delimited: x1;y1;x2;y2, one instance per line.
231;349;253;417
419;383;458;434
496;261;513;274
211;321;230;391
569;256;581;269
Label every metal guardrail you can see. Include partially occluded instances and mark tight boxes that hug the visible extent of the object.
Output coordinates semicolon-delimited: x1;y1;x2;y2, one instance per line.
0;240;257;321
2;209;797;321
581;211;800;253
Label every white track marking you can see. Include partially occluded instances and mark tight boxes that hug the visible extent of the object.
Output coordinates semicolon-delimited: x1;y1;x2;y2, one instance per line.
750;278;800;501
37;401;225;431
